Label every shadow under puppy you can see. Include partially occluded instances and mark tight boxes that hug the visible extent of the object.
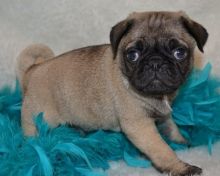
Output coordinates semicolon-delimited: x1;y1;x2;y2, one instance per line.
17;11;208;176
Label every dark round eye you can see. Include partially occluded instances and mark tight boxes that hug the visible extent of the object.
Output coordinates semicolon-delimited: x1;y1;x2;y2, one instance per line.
126;49;140;62
173;47;187;60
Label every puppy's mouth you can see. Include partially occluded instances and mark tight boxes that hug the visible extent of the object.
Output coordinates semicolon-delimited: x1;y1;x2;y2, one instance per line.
142;78;177;95
130;69;182;96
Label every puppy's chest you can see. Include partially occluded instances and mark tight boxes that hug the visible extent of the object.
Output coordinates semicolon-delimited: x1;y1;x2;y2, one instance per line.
143;97;172;120
149;110;170;122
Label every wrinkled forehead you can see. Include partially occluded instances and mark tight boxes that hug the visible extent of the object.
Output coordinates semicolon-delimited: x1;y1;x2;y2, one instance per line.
126;12;190;41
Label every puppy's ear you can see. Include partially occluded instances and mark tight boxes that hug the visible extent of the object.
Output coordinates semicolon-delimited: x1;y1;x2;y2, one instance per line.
110;19;133;58
181;16;208;52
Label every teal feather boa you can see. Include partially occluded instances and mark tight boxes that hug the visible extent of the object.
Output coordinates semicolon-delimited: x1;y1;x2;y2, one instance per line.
0;63;220;176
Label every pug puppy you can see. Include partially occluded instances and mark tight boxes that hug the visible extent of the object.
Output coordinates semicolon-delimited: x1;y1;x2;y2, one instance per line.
17;11;208;175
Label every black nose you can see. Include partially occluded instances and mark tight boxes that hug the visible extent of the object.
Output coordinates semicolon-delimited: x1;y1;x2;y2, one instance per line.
149;57;163;70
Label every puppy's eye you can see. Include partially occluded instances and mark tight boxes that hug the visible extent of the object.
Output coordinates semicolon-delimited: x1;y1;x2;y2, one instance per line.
173;47;187;60
126;49;140;62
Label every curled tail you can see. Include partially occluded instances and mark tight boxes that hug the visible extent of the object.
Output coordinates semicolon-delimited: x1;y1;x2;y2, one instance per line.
17;44;54;90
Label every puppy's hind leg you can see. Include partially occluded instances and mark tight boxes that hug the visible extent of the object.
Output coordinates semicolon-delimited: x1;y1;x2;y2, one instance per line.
22;106;37;136
21;96;61;136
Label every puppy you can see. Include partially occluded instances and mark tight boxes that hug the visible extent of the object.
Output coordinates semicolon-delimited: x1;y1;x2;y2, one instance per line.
17;11;208;175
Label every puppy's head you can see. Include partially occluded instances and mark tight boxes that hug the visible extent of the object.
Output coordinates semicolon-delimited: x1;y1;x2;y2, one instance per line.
110;11;208;96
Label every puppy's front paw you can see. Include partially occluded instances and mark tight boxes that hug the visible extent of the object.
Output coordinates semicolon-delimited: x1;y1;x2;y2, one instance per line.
171;163;202;176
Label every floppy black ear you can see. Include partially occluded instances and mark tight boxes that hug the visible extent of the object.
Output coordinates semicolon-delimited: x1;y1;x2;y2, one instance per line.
110;19;133;58
181;16;208;52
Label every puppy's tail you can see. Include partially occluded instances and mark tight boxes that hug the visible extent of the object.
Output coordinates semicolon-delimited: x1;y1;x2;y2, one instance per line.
16;44;54;89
